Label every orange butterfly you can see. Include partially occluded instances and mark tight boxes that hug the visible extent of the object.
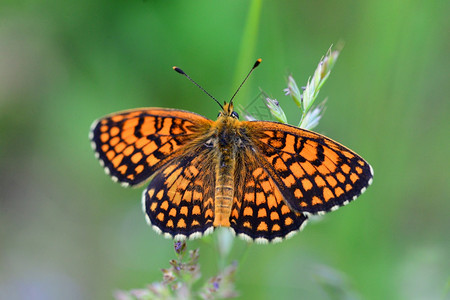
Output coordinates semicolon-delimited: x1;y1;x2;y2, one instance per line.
90;60;373;243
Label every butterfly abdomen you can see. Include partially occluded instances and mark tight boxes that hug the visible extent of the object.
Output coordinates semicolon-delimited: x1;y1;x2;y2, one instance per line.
214;142;236;227
213;117;239;227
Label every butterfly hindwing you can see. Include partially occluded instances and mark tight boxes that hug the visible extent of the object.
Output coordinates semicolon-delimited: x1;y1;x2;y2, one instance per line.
90;108;213;186
229;150;308;243
143;144;216;239
244;121;374;215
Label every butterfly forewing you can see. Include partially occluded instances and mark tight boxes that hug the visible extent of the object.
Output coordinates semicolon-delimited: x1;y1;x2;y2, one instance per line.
90;108;213;186
244;121;374;215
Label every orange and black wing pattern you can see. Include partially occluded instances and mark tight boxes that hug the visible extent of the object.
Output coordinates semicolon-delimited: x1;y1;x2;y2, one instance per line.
143;144;216;239
90;108;213;187
244;121;374;215
230;150;308;243
90;106;373;243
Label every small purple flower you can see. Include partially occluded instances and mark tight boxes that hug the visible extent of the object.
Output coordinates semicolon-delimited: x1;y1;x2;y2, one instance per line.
174;240;186;255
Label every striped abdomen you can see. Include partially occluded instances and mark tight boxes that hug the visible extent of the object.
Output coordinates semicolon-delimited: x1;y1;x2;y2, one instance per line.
213;147;235;227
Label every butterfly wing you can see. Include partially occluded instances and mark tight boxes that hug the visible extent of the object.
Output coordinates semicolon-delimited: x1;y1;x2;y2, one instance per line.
230;149;308;243
90;108;213;186
244;121;374;215
143;144;216;239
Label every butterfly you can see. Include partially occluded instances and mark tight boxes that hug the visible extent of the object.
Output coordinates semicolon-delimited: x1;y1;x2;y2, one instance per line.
89;59;373;243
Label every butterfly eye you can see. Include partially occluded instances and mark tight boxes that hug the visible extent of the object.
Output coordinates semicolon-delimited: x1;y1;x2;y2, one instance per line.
231;111;239;119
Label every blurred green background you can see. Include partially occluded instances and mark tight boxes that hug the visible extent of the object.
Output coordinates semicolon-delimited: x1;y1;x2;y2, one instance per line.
1;0;449;299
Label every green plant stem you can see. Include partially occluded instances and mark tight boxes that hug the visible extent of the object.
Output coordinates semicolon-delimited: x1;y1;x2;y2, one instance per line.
232;0;262;104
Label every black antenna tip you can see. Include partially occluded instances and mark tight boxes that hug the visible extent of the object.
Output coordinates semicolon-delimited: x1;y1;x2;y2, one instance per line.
253;58;262;68
173;66;185;75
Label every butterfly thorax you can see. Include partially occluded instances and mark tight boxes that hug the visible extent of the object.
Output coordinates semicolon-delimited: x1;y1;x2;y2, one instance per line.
212;102;243;227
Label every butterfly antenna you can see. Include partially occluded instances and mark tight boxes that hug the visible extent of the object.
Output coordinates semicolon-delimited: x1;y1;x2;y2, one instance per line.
173;66;223;109
229;58;262;105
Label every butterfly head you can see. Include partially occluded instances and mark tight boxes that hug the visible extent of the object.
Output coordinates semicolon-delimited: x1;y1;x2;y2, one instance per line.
219;102;239;119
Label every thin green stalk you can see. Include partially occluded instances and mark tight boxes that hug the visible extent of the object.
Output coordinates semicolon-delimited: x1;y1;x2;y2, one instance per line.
231;0;262;104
